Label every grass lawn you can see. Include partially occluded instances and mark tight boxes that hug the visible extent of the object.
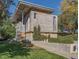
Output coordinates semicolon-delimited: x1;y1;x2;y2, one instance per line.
48;34;78;44
0;43;67;59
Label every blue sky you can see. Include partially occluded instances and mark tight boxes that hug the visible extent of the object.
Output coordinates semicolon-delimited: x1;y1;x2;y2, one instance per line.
9;0;62;16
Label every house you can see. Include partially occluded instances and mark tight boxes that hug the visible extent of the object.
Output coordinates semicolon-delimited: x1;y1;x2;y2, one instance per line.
12;1;58;41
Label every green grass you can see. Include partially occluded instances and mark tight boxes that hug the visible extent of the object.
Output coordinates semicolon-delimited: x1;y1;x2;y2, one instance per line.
0;43;67;59
48;34;78;44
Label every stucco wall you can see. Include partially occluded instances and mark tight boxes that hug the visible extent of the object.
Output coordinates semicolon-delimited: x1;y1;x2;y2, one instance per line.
16;10;58;39
30;11;58;32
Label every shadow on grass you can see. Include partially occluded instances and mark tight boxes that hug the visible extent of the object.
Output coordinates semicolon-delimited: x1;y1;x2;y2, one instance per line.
0;42;30;58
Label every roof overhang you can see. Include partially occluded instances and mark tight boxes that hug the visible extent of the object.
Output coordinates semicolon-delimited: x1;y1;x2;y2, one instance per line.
11;1;54;22
18;1;53;13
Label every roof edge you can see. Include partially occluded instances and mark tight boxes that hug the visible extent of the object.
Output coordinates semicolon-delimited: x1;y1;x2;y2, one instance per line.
19;1;53;13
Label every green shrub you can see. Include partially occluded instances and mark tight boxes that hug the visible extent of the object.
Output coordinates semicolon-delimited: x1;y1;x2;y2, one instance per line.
58;35;74;43
0;20;16;39
33;25;47;41
48;38;58;43
48;35;50;40
33;25;42;41
33;26;38;40
73;34;78;41
40;35;47;40
48;35;74;44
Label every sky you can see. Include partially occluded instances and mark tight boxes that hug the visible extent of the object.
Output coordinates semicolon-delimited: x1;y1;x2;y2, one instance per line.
9;0;62;16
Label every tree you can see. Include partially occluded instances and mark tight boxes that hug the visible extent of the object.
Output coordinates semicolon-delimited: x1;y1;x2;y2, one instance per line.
0;0;15;19
33;26;38;40
0;0;16;39
0;20;16;39
37;25;41;40
33;25;47;41
33;25;41;40
0;0;16;40
59;0;78;33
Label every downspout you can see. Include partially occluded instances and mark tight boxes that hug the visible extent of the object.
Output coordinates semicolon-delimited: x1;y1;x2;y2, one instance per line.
25;18;26;40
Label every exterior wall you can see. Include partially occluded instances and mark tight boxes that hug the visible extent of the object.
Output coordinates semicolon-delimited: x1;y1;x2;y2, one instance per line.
41;33;57;38
16;10;58;40
15;17;31;33
26;33;33;41
30;11;58;32
70;44;78;53
16;32;57;41
16;22;25;32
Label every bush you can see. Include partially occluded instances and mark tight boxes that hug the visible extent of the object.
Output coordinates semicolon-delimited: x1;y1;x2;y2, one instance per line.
72;34;78;41
40;35;47;40
33;26;41;40
48;35;74;44
0;20;16;39
33;26;38;40
58;35;74;43
48;38;58;43
48;35;50;40
33;25;47;41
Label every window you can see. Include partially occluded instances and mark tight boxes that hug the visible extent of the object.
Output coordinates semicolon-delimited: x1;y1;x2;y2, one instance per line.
34;12;37;19
53;16;56;31
73;45;76;51
53;16;56;19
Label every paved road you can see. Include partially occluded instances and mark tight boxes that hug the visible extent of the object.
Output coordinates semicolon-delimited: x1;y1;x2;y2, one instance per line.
32;41;78;59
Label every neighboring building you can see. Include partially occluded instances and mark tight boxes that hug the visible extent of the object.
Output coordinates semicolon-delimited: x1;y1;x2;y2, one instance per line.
12;1;58;41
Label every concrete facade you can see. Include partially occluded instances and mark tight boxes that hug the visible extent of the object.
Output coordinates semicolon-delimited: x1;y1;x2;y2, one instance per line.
16;10;58;40
14;2;58;41
29;11;58;32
